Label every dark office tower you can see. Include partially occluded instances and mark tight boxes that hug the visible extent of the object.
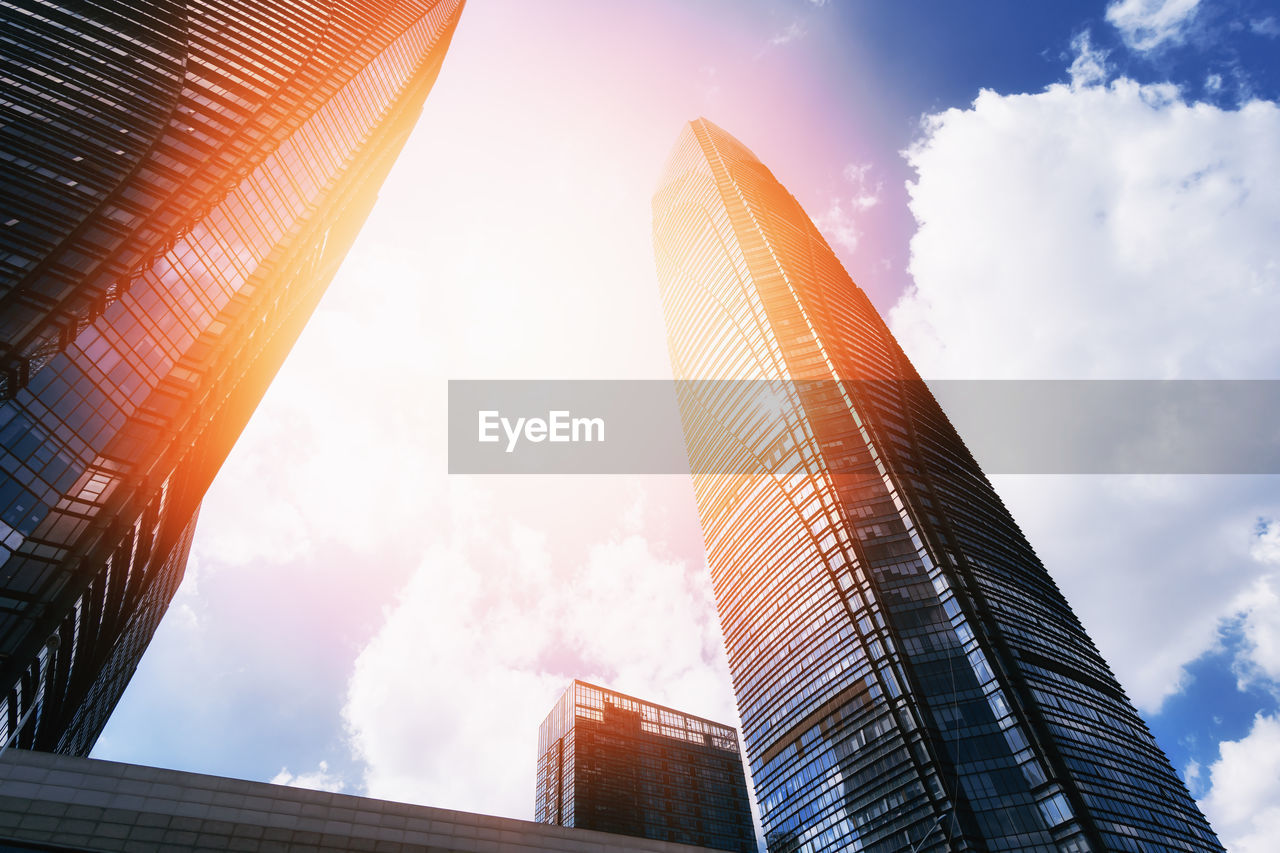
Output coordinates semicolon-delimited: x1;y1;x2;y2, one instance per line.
651;118;1222;853
536;681;756;853
0;0;465;755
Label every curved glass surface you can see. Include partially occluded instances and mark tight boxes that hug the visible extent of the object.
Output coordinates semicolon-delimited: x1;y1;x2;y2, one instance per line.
652;118;1222;853
0;0;465;754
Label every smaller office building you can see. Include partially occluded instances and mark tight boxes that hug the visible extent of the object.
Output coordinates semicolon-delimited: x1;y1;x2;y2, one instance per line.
536;681;756;853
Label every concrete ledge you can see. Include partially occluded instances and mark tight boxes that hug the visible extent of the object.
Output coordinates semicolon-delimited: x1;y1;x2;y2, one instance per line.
0;750;724;852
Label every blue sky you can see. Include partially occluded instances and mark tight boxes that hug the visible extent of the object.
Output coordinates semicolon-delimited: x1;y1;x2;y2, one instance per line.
90;1;1280;850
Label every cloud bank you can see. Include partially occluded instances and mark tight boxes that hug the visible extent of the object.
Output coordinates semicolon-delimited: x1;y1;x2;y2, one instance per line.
1198;712;1280;852
891;53;1280;851
341;486;736;819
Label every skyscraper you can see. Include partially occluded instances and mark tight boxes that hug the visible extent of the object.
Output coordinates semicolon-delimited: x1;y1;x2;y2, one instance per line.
0;0;465;755
651;118;1222;852
536;680;756;853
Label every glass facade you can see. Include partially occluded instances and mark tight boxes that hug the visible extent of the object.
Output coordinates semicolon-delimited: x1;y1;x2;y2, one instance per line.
0;0;465;754
536;680;756;853
651;118;1223;853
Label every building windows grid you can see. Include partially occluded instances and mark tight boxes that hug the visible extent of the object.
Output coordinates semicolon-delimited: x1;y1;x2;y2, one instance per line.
536;680;755;853
652;118;1223;852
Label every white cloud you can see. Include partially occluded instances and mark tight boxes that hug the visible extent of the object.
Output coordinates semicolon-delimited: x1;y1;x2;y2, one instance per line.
1068;31;1110;89
1249;17;1280;38
271;760;346;793
341;488;736;820
770;21;807;47
987;476;1280;710
1198;713;1280;852
891;75;1280;709
815;162;881;254
1231;521;1280;691
895;82;1280;381
815;199;861;253
842;163;882;210
1106;0;1202;51
1254;521;1280;565
1184;757;1203;794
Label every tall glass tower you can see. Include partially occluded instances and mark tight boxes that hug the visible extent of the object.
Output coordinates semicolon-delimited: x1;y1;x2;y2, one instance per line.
651;118;1222;853
0;0;465;755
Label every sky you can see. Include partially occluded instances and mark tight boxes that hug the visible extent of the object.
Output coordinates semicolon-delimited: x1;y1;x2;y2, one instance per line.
90;1;1280;850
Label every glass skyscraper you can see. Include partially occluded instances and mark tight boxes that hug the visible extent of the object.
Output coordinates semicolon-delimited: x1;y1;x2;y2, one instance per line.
651;118;1222;853
536;680;756;853
0;0;464;755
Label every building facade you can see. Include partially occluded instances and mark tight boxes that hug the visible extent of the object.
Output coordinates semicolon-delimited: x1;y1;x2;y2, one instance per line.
536;680;756;853
0;748;728;853
651;118;1223;853
0;0;465;755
